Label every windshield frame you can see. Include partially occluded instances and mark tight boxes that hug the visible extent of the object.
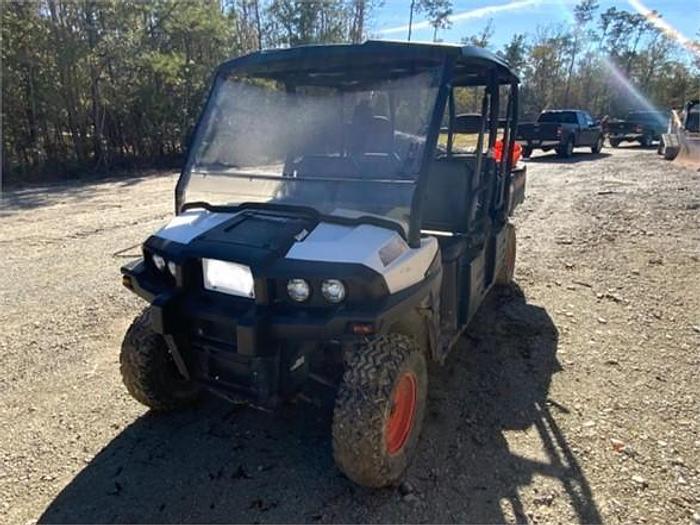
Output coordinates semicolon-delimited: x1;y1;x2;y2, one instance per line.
176;58;452;246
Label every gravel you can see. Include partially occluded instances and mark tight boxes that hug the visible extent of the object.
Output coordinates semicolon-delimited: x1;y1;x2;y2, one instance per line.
0;147;698;524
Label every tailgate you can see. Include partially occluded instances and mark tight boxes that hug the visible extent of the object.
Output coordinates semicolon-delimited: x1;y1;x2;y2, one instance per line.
517;122;559;141
608;122;634;134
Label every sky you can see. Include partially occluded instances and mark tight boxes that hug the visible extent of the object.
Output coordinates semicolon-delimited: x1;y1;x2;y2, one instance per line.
370;0;699;51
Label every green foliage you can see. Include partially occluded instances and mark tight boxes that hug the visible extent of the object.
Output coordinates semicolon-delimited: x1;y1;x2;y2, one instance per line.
2;0;369;180
416;0;453;41
2;0;697;181
483;1;700;119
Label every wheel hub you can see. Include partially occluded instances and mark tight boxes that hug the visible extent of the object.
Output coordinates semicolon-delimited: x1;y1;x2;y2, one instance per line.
385;372;417;455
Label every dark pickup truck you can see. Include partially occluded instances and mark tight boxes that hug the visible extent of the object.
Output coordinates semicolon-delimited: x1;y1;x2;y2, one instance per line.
516;109;604;158
606;111;669;148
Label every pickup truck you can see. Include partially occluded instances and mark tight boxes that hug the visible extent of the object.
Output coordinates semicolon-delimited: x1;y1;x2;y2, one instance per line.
516;110;604;158
606;111;669;148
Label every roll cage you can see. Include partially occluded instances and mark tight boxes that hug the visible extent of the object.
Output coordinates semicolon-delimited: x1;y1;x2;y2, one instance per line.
176;41;521;248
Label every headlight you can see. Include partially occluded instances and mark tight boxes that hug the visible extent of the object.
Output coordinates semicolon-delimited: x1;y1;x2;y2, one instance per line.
202;258;255;298
287;279;310;302
321;279;346;303
152;254;166;271
167;261;177;277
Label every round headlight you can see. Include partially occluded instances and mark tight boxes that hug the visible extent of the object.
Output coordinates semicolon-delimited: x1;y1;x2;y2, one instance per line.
167;261;177;277
287;279;310;302
152;254;166;271
321;279;346;303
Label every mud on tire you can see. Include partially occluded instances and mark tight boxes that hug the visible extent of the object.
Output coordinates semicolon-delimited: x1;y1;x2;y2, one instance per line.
332;334;427;488
120;308;199;411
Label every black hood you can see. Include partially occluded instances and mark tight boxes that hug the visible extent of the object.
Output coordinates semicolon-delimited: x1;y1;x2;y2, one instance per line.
187;211;317;269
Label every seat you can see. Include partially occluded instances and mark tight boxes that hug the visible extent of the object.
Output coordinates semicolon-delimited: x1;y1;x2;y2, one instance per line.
422;156;476;233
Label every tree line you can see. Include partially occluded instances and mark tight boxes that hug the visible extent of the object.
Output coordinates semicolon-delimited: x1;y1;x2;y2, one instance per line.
487;1;700;121
2;0;698;182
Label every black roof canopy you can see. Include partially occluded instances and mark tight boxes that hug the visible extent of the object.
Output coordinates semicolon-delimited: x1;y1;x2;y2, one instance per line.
217;40;519;87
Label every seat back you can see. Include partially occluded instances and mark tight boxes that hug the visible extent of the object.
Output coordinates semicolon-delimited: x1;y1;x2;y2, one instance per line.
422;156;476;233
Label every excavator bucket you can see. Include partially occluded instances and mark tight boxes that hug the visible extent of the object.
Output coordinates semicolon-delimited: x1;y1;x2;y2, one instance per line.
663;102;700;167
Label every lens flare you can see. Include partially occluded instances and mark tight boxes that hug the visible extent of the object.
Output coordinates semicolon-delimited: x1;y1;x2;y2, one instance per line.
627;0;700;58
600;57;662;114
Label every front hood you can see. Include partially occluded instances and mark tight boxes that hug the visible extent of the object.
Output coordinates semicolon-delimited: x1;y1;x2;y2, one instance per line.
151;209;436;294
154;209;315;268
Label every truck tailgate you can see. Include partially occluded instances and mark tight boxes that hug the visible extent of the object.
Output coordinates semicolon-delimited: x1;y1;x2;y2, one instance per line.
607;122;637;134
516;122;560;141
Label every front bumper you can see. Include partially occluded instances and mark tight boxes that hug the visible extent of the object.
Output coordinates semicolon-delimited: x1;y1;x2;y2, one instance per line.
121;258;439;406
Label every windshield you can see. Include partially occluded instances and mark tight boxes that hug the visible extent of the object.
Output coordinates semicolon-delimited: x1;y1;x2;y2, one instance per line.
182;67;442;231
627;111;667;125
538;111;577;124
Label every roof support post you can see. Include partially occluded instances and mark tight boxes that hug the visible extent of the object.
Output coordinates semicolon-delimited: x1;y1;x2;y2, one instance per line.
408;57;455;248
447;88;455;155
501;81;519;221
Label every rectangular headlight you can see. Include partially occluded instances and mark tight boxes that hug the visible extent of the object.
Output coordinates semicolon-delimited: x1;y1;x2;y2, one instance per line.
202;258;255;298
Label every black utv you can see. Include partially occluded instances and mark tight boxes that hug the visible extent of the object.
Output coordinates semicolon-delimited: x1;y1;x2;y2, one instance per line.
120;41;526;488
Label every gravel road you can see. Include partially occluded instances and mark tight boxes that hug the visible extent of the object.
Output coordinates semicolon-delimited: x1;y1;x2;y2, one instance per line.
1;147;698;524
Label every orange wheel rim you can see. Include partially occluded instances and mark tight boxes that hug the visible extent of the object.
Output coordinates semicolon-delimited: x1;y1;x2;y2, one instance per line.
385;372;417;455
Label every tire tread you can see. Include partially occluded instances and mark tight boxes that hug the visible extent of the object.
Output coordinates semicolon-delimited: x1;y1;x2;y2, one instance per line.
332;334;426;487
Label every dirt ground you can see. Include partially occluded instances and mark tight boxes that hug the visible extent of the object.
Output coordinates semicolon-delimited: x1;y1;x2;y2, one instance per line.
1;146;698;524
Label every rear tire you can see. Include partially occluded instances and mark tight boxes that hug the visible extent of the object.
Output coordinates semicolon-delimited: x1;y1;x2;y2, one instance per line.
609;138;621;148
557;138;574;158
120;308;199;411
496;222;516;285
591;135;604;154
332;334;427;488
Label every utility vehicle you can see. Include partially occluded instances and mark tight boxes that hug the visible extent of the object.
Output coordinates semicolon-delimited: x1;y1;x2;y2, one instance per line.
607;110;669;148
120;41;525;488
516;109;604;158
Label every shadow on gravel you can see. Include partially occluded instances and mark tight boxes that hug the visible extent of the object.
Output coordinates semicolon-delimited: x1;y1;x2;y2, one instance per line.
525;151;611;164
39;286;601;524
0;171;172;215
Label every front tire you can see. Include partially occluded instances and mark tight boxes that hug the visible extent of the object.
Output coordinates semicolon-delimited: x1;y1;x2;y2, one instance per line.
591;135;604;154
609;137;621;148
120;308;199;411
639;135;652;148
332;334;427;488
522;145;533;159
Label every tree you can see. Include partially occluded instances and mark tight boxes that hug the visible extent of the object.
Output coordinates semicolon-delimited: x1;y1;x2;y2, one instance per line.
407;0;452;42
498;33;529;75
560;1;599;105
462;19;494;49
2;1;697;182
419;0;453;42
